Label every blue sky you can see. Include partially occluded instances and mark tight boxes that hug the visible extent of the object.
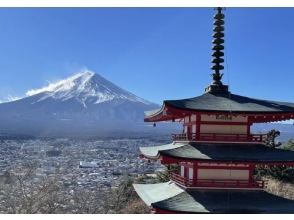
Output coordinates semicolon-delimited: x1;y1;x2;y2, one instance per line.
1;7;294;105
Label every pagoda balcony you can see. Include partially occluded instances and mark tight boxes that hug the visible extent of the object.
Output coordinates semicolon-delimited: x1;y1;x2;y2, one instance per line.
172;133;266;143
169;173;265;189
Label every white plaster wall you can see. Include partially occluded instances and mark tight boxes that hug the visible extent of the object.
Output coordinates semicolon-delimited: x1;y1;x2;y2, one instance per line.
191;115;196;122
184;116;190;123
198;169;249;180
230;170;249;180
200;125;247;134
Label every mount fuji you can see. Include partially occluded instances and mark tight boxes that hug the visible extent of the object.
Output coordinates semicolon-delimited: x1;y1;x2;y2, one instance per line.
0;71;161;137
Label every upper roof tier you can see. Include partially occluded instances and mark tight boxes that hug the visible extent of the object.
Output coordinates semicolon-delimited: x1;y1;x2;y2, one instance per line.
144;92;294;122
145;8;294;123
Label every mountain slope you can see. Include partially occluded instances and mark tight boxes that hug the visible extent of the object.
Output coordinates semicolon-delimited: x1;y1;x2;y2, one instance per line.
0;71;160;136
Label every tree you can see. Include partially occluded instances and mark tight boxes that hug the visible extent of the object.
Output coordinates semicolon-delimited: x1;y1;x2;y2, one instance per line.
67;188;108;214
0;162;150;214
121;199;151;214
0;162;65;214
134;175;147;184
156;164;180;183
105;176;150;214
283;139;294;151
0;161;108;214
264;129;282;148
255;135;294;183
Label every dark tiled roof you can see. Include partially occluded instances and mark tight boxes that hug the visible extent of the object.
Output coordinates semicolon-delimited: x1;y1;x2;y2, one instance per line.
141;142;294;163
164;92;294;113
153;189;294;213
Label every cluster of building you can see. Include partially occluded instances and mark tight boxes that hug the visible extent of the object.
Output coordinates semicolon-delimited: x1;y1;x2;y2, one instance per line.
0;137;168;190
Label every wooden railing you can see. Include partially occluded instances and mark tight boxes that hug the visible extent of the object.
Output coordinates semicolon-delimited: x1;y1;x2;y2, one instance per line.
172;133;266;143
169;173;265;189
169;172;194;187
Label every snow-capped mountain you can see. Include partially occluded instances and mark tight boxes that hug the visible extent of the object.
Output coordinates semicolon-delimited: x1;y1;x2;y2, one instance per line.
0;71;160;136
26;71;153;107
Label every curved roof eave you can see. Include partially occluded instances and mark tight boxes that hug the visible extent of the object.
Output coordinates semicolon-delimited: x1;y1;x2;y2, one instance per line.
144;92;294;123
163;92;294;113
156;143;294;164
139;143;185;159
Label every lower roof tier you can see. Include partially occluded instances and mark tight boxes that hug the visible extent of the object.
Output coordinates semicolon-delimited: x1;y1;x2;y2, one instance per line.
145;92;294;122
133;182;294;213
140;142;294;165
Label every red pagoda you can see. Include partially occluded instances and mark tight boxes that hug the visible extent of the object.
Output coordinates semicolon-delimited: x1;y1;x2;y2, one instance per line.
133;8;294;214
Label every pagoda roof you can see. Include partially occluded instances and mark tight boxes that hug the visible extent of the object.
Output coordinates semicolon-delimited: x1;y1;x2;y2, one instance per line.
140;143;185;159
145;92;294;122
133;182;184;206
140;142;294;165
134;182;294;213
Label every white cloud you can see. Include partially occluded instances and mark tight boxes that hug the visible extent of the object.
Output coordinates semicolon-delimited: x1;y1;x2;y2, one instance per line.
26;81;60;96
0;95;23;103
25;69;94;97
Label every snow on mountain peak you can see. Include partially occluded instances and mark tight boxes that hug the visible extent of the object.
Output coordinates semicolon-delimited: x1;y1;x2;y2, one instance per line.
25;70;153;107
26;71;95;96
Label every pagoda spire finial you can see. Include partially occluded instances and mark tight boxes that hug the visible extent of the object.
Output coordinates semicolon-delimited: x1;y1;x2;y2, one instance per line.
205;7;229;93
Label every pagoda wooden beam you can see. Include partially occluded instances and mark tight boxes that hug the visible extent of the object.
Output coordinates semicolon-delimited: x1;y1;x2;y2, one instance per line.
160;155;179;164
165;106;294;117
199;121;248;125
196;114;201;140
249;164;254;182
144;101;294;124
247;120;251;137
197;165;250;170
160;155;294;166
193;163;198;180
179;162;194;168
145;104;294;123
139;154;160;161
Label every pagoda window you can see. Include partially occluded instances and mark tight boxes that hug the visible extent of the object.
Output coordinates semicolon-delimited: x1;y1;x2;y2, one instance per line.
180;163;194;179
192;124;196;133
188;168;194;179
180;165;185;177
